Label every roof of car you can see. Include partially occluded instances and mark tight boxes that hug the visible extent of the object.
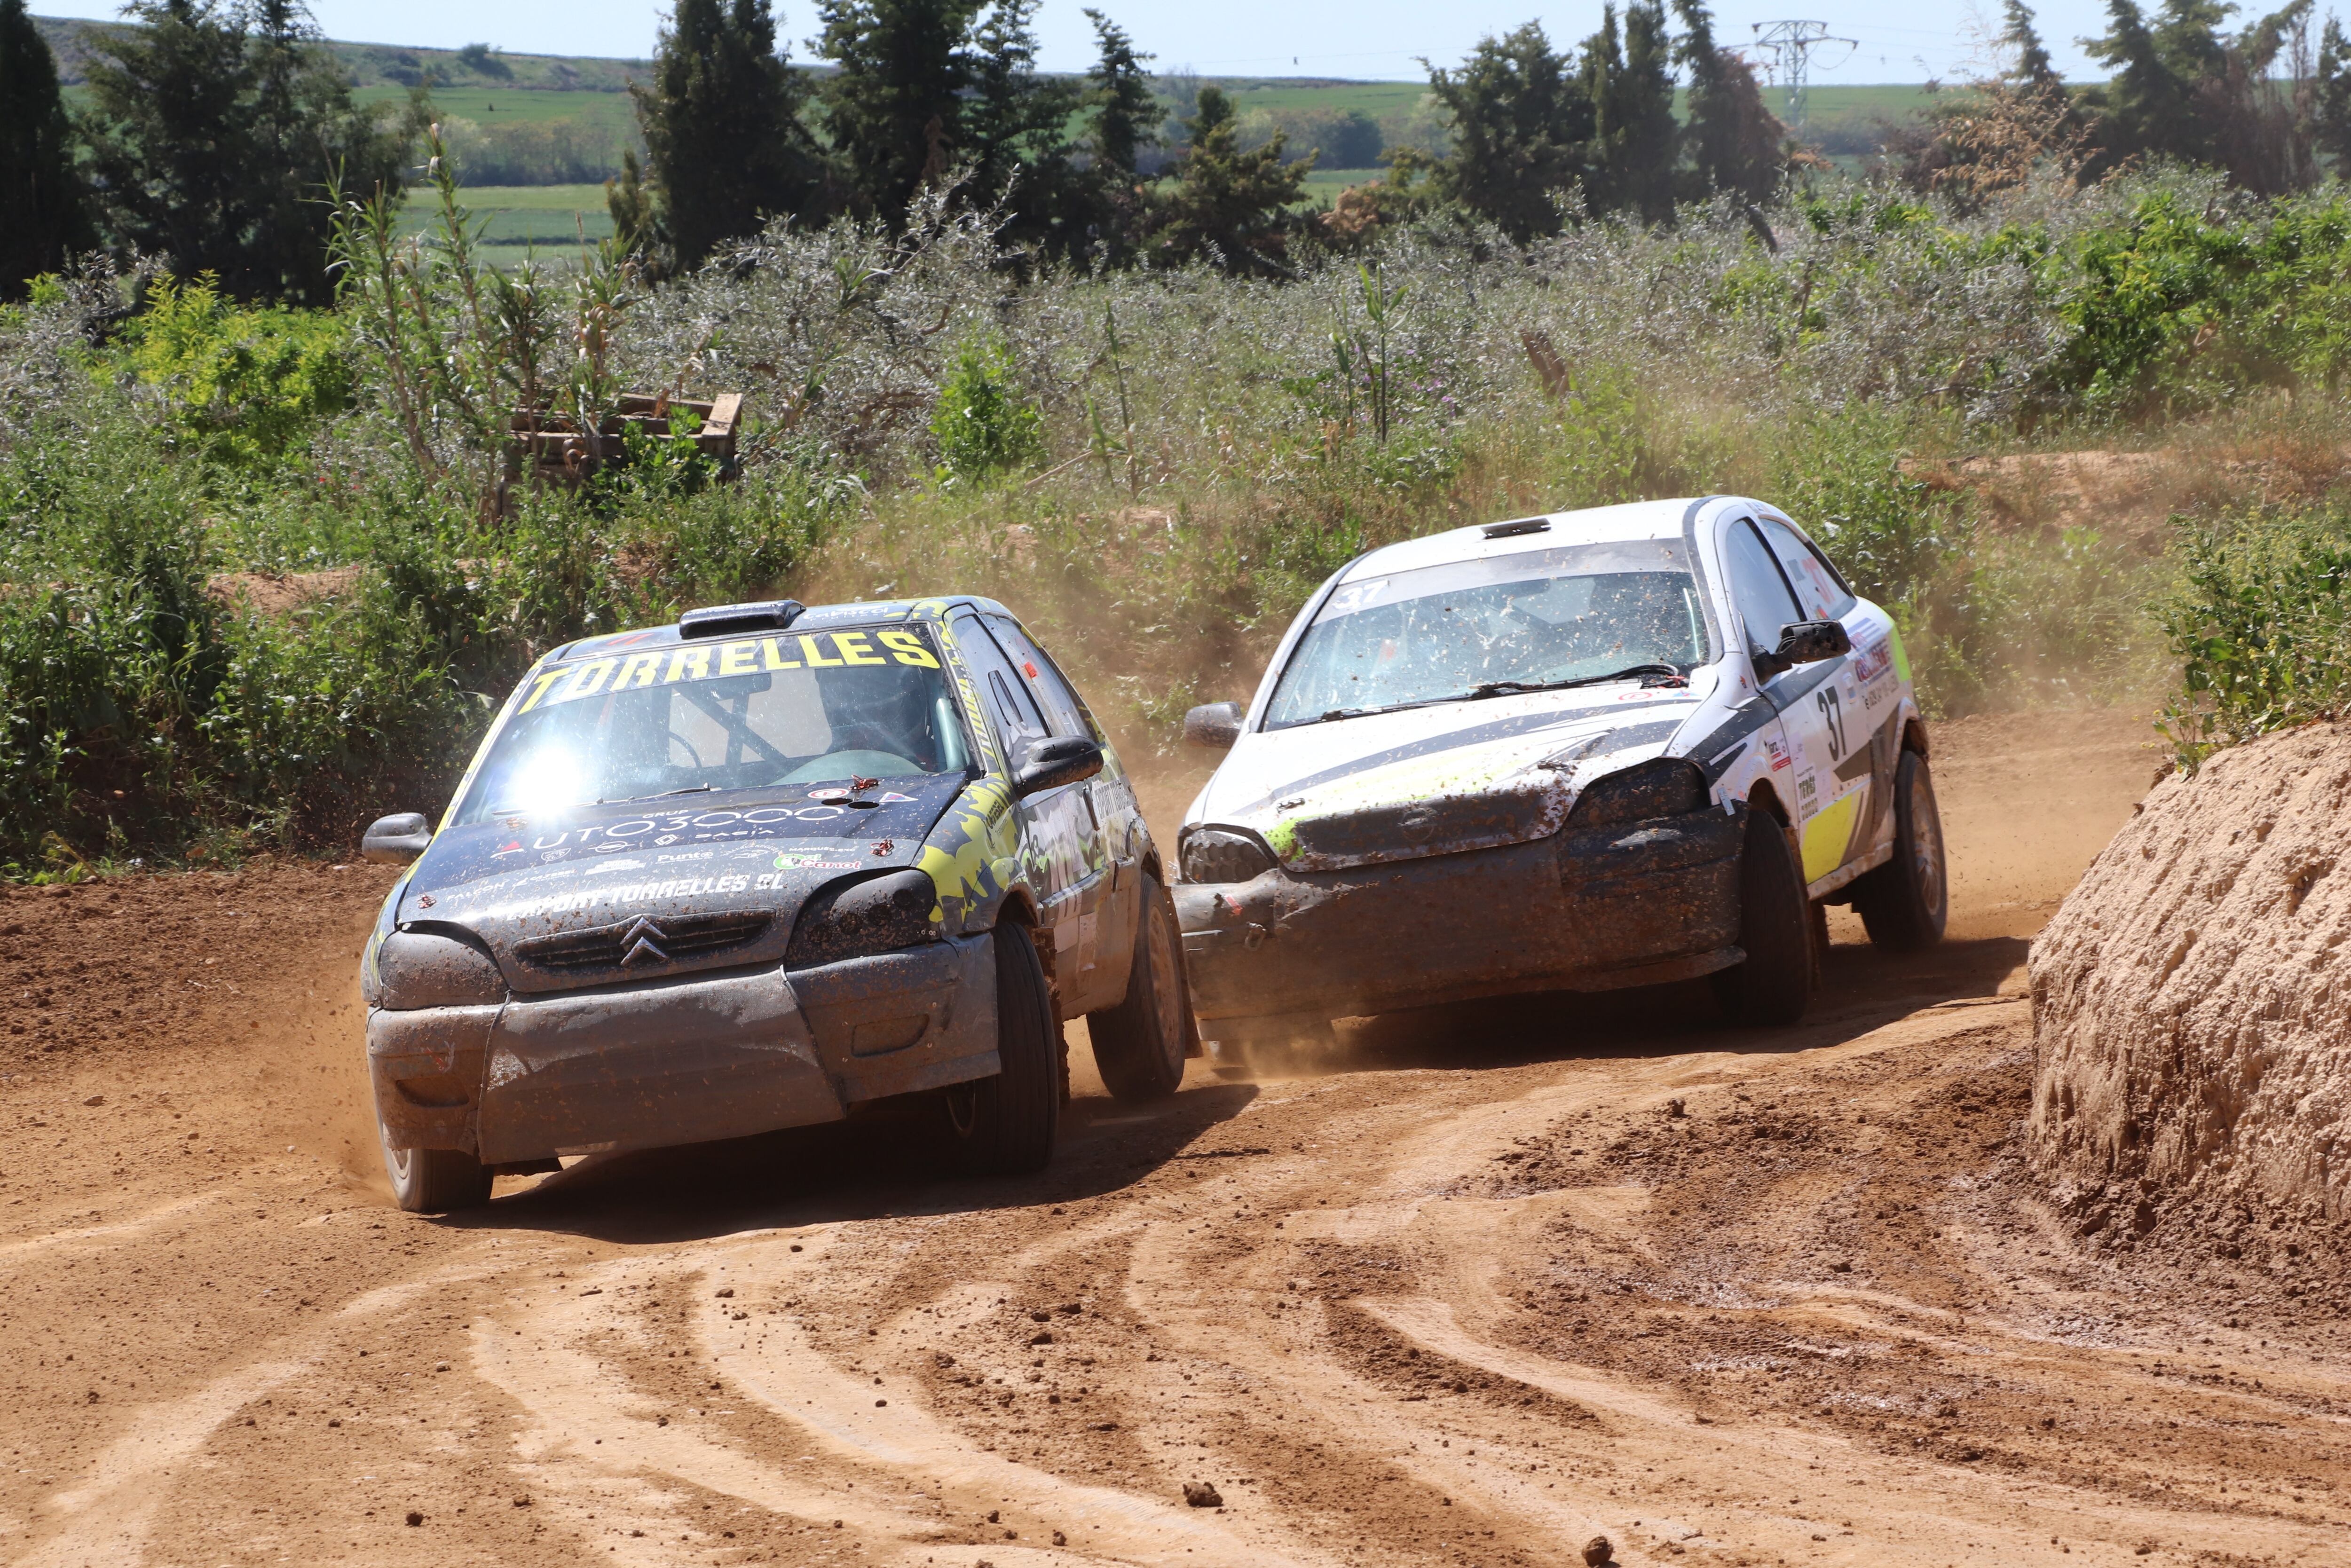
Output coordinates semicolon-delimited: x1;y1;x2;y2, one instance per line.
547;594;1012;665
1340;499;1707;582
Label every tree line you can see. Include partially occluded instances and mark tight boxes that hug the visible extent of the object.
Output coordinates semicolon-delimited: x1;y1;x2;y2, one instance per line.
11;0;2351;304
1899;0;2351;205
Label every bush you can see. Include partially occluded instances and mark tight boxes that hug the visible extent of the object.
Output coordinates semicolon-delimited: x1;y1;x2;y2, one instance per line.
2158;504;2351;769
930;332;1045;482
120;276;353;471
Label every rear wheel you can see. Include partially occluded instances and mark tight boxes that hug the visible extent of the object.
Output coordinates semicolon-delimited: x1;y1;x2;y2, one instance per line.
1711;808;1815;1026
940;923;1060;1174
1853;750;1948;951
379;1122;492;1214
1088;874;1191;1102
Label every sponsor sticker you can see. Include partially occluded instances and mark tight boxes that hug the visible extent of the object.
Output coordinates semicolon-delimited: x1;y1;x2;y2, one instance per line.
515;626;944;715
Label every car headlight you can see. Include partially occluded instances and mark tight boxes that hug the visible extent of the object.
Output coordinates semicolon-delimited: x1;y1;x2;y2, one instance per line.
1181;827;1277;884
1568;758;1709;827
786;870;939;967
373;928;507;1009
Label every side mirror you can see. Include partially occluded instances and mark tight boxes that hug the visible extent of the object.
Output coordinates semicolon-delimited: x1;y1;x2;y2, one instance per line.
361;812;433;865
1182;701;1244;749
1752;620;1852;681
1010;735;1104;798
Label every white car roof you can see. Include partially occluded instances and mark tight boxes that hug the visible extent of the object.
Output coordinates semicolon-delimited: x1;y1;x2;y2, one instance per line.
1337;498;1703;582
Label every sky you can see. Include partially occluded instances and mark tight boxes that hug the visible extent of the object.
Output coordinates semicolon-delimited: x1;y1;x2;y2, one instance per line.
30;0;2175;82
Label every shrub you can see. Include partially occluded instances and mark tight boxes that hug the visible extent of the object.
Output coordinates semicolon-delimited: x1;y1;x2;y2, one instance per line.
2158;504;2351;769
120;276;354;472
930;332;1045;482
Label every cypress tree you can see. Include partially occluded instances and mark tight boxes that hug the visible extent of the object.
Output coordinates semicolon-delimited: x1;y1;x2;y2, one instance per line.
0;0;92;297
631;0;828;271
1423;22;1595;242
817;0;983;219
1078;8;1158;265
1144;86;1311;275
81;0;412;303
1673;0;1785;204
1583;1;1678;221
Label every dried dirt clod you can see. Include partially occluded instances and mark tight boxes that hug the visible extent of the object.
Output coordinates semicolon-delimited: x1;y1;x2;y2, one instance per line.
82;1094;104;1107
1052;1530;1067;1545
715;1287;734;1298
1183;1481;1223;1508
1583;1534;1615;1566
405;1511;424;1527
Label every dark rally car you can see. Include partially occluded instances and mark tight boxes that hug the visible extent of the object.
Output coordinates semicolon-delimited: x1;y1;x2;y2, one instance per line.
357;597;1192;1211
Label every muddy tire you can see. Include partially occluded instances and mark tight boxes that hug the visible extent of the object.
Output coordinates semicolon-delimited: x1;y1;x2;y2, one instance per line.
1853;750;1949;952
1711;809;1815;1027
379;1125;492;1214
939;923;1060;1174
1088;874;1191;1102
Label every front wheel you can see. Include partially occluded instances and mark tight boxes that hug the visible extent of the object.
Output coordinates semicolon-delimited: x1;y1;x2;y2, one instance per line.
1852;750;1948;951
1711;809;1815;1027
379;1121;492;1214
1087;873;1191;1102
939;924;1060;1174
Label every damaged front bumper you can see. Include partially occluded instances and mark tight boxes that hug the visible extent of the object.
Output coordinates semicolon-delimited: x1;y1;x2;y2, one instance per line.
1175;805;1746;1028
367;933;999;1163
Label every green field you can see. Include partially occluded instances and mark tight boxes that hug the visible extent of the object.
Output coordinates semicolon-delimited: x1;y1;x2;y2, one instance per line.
398;184;616;247
351;85;636;130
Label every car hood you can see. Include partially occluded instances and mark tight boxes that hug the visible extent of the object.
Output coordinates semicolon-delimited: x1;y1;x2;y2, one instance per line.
1191;685;1704;871
394;774;970;994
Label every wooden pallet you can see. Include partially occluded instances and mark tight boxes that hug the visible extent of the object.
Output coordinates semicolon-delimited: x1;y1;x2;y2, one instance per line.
506;392;743;484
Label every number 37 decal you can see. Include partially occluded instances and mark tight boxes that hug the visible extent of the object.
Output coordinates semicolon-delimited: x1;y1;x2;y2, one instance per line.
1816;685;1848;760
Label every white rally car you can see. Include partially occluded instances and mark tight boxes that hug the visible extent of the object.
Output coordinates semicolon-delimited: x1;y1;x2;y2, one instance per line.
1172;496;1946;1055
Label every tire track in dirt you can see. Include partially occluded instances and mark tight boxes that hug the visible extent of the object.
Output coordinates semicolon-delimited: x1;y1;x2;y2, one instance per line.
17;710;2351;1568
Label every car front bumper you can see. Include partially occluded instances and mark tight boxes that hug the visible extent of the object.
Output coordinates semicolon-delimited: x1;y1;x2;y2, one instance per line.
366;934;1000;1163
1174;806;1746;1028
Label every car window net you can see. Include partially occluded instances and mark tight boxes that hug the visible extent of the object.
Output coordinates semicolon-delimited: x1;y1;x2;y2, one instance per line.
1263;541;1709;729
452;626;969;823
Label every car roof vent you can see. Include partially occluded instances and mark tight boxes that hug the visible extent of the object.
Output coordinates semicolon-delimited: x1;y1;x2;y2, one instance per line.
678;599;805;639
1482;517;1551;540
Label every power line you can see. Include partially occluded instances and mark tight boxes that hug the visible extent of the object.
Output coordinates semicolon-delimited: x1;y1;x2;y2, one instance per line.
1749;20;1859;130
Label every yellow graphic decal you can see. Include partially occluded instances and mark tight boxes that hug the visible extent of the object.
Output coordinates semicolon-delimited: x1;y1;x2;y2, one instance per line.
915;778;1019;920
519;627;950;710
1802;789;1864;883
879;629;940;668
835;630;887;666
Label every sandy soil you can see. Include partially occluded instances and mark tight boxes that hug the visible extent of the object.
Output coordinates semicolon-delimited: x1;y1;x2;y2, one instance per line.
8;709;2347;1568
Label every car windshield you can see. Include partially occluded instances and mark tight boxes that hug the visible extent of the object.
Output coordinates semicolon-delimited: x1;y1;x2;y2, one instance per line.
450;624;970;823
1263;539;1711;729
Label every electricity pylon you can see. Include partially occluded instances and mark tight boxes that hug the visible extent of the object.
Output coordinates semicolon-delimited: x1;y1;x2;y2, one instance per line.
1749;20;1857;131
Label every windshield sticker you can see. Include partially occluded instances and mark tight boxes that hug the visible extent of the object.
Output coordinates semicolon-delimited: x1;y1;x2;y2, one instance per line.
1324;577;1390;616
515;628;942;714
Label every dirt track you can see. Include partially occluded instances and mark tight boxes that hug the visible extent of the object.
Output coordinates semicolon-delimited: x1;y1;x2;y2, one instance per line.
6;711;2349;1568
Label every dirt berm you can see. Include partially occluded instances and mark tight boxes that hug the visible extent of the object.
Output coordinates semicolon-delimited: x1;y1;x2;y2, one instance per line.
2031;722;2351;1233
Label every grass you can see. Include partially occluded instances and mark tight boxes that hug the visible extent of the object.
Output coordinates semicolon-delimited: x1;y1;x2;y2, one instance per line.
391;185;617;246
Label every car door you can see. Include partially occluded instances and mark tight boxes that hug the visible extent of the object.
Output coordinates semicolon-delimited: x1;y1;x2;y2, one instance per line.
949;610;1108;1008
1726;515;1861;890
1718;514;1815;856
984;615;1137;1013
1758;513;1901;879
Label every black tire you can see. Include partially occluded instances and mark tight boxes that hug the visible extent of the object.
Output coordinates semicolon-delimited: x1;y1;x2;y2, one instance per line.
939;923;1060;1174
379;1121;492;1214
1711;808;1815;1026
1088;874;1191;1102
1852;750;1949;951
